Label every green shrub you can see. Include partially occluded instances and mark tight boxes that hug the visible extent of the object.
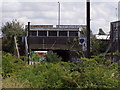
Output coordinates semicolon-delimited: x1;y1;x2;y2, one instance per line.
2;53;119;88
15;59;119;88
2;77;28;88
45;52;62;63
16;62;72;88
92;54;105;64
30;51;41;62
77;58;119;88
2;53;25;78
84;65;118;88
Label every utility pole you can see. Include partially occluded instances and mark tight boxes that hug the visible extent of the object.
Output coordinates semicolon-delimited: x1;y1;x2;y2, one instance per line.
58;2;60;25
86;0;90;58
118;22;120;53
28;22;30;64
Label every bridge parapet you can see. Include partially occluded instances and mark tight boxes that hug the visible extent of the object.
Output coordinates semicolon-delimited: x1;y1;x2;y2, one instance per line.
26;24;86;51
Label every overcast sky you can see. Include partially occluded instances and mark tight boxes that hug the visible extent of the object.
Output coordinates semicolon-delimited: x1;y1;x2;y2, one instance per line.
1;0;120;34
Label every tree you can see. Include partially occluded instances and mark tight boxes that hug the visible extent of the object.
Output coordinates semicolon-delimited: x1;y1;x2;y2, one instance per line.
98;28;106;35
80;27;93;37
91;35;102;55
2;20;26;58
80;28;108;56
91;35;109;55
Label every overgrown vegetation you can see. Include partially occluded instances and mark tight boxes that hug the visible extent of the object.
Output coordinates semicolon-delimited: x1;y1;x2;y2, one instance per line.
2;53;119;88
91;35;109;55
45;52;62;63
2;53;26;78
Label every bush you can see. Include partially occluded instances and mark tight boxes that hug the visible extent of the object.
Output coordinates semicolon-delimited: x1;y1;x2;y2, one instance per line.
92;54;105;64
45;52;62;63
2;53;25;78
16;59;119;88
77;58;119;88
2;77;28;88
2;53;119;88
16;62;72;88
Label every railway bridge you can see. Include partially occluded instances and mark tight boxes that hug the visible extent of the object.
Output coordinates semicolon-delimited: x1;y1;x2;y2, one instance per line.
25;24;86;61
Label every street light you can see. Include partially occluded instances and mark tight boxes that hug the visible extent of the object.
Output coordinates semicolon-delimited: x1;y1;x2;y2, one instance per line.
58;2;60;25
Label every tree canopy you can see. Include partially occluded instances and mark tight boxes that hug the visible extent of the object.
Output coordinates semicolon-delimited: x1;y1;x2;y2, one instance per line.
2;20;25;37
98;28;106;35
2;20;26;57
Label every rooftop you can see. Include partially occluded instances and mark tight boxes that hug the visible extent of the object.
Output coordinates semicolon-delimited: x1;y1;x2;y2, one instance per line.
95;35;110;40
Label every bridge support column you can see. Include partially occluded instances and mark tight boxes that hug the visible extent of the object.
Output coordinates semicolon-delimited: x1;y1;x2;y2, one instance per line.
57;31;59;37
67;31;69;37
47;31;49;37
37;30;38;36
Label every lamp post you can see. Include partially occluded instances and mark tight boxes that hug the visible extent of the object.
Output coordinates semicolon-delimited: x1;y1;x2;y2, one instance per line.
58;2;60;25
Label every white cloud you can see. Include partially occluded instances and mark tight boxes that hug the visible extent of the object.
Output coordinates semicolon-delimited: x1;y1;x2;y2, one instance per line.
91;19;110;34
1;1;119;34
1;0;119;2
2;2;21;12
18;17;30;25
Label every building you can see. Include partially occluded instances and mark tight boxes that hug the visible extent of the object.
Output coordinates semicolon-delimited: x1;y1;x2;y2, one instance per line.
110;21;120;52
95;35;110;40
